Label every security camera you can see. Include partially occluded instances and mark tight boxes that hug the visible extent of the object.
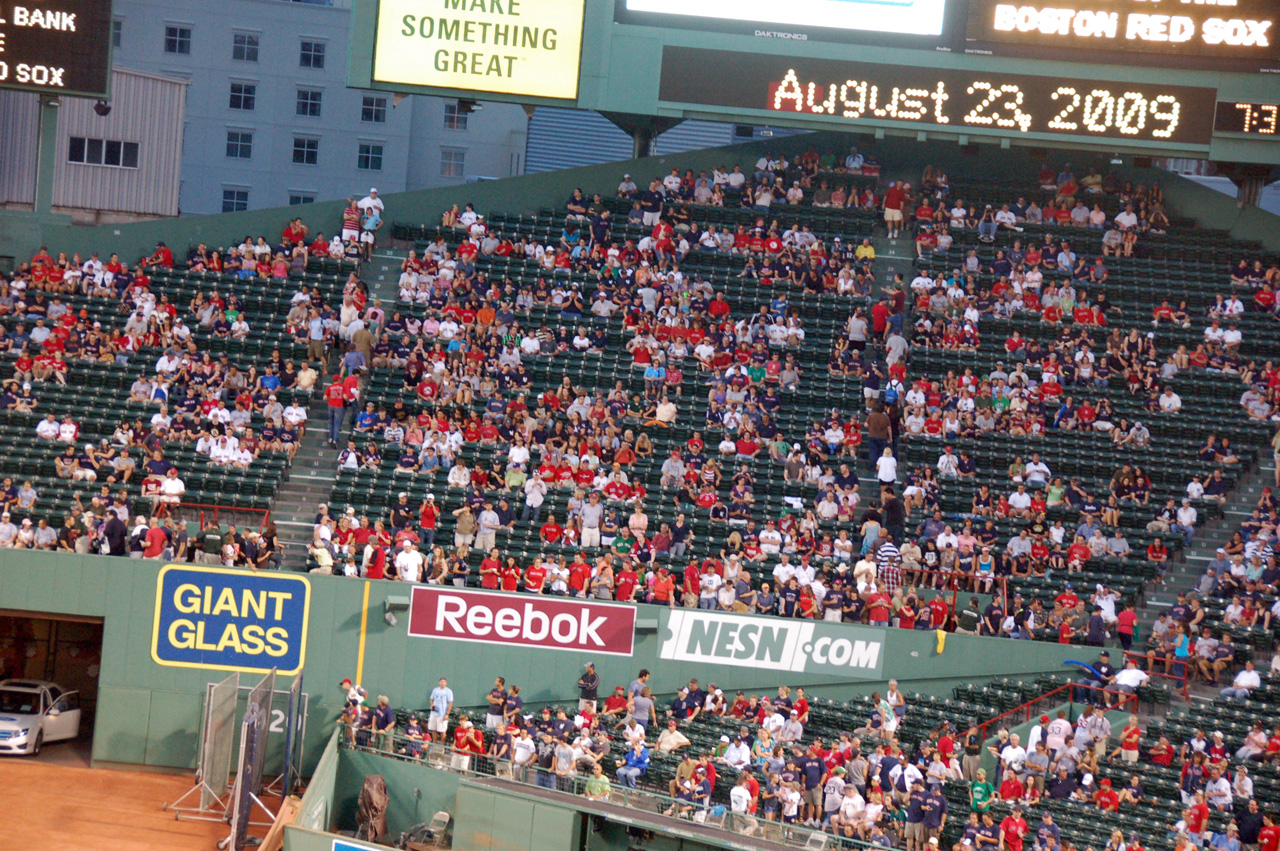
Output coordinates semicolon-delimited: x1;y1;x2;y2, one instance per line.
94;101;111;117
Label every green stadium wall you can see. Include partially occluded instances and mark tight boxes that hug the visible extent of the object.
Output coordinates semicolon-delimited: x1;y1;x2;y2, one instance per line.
0;552;1089;772
3;131;1276;269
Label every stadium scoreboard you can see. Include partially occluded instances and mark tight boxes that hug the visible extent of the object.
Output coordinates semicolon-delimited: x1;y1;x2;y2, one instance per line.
348;0;1280;162
0;0;113;98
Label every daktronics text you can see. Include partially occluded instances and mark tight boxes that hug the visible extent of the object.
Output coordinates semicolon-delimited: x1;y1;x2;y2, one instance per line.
657;47;1217;148
407;587;636;656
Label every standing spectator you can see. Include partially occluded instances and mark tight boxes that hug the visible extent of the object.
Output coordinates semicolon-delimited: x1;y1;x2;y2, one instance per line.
577;662;600;713
428;677;454;743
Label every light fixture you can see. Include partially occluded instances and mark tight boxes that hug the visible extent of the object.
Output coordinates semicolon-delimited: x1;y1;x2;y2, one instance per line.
456;98;482;115
384;595;410;628
94;100;112;117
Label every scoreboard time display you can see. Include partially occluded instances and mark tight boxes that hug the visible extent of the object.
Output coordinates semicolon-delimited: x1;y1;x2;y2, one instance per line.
659;47;1217;147
0;0;112;98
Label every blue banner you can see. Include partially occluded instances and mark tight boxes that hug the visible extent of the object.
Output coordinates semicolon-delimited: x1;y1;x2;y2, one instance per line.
151;565;311;675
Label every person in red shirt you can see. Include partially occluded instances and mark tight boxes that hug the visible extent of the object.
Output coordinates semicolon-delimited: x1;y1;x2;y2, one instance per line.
652;567;675;606
143;521;168;559
143;241;174;268
479;550;501;589
540;515;563;544
1115;602;1138;651
500;559;522;592
1094;777;1120;811
524;560;547;594
615;563;639;602
1183;791;1209;842
865;586;891;624
1000;805;1028;851
568;557;591;597
999;770;1025;801
882;182;905;239
325;376;346;448
1257;813;1279;851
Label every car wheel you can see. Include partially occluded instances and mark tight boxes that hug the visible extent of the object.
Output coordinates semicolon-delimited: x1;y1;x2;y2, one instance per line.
31;732;42;756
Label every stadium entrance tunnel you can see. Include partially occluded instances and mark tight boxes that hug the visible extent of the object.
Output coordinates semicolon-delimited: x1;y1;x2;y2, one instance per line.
0;612;103;765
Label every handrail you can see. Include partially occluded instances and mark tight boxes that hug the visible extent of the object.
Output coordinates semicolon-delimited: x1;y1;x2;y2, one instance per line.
338;725;879;849
975;682;1138;743
1122;650;1189;701
170;501;271;532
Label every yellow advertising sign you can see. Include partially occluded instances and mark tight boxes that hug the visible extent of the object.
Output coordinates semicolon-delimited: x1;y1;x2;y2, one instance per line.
372;0;585;100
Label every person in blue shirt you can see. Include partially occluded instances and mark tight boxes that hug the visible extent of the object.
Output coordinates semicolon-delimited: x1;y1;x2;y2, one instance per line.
428;677;454;743
779;576;802;617
403;715;424;758
354;403;378;433
616;740;650;788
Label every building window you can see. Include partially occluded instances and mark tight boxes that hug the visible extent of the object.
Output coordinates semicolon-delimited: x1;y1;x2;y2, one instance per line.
299;41;325;68
440;148;465;178
112;19;123;49
68;137;140;169
229;82;256;111
225;131;253;159
443;102;468;131
289;193;315;206
296;89;323;118
292;137;319;165
222;189;249;213
232;32;259;62
164;25;191;55
361;95;387;124
357;143;384;172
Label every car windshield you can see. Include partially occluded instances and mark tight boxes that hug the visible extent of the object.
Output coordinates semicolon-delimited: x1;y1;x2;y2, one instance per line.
0;689;39;714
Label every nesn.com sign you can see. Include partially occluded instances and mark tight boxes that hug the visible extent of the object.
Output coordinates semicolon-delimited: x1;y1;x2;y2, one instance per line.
659;611;884;678
151;565;311;675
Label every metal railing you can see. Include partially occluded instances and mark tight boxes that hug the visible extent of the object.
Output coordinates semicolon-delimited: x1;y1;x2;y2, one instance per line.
338;726;878;850
974;682;1138;743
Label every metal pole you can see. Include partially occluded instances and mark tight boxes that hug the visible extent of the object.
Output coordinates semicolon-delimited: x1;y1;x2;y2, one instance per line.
34;95;61;215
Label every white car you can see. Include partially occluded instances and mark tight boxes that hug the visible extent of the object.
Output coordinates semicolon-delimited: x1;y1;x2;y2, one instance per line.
0;679;82;756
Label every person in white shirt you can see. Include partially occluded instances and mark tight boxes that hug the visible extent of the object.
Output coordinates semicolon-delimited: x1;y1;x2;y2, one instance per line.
730;777;753;815
721;737;752;770
994;733;1027;775
1173;500;1197;545
1111;661;1149;700
395;542;424;583
35;415;60;440
1220;660;1260;700
1024;455;1051;484
936;448;959;478
1158;388;1182;412
759;522;783;554
1114;206;1138;229
1008;485;1033;517
875;448;897;484
159;469;186;506
1186;476;1205;499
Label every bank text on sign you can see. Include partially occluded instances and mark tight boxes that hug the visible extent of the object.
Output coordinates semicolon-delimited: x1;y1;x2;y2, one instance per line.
659;610;885;678
408;587;636;656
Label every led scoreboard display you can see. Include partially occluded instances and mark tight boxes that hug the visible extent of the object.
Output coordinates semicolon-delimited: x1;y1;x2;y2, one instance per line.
966;0;1280;67
658;47;1217;147
1214;101;1279;135
0;0;113;97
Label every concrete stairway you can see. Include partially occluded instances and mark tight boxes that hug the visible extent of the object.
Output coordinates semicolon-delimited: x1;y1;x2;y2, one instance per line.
1134;449;1275;638
269;252;404;568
